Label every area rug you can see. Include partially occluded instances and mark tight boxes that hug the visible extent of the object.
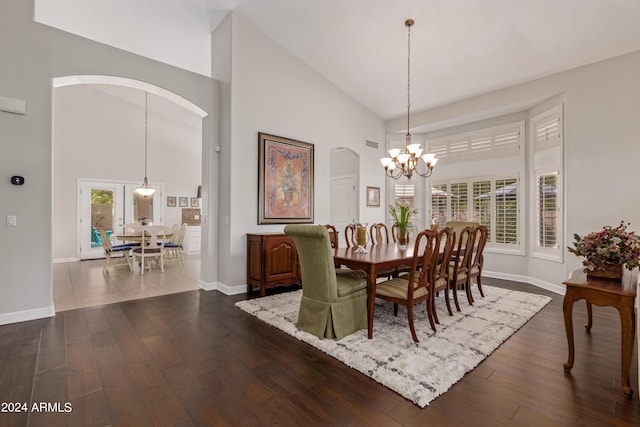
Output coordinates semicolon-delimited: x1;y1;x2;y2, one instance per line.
235;286;552;407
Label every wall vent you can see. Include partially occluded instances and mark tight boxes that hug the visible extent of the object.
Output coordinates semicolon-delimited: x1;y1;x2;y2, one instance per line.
365;139;379;149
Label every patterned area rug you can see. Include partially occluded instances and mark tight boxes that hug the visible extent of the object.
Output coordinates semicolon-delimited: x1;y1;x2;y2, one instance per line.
235;286;552;407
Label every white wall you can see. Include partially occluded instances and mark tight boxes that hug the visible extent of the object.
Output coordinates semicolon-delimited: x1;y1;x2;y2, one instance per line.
217;15;387;287
53;84;201;260
388;50;640;290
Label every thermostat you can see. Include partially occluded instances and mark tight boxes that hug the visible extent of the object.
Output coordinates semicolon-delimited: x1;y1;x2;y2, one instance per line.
11;176;24;185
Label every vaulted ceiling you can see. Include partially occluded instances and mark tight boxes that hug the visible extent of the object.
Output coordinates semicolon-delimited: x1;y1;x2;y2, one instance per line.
36;0;640;120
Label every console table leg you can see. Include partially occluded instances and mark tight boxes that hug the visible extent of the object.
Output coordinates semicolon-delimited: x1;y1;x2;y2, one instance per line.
563;291;576;373
619;303;635;399
585;301;593;332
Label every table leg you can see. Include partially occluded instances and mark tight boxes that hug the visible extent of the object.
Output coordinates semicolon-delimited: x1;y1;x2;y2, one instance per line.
366;265;377;339
562;289;576;373
619;301;636;399
585;301;593;332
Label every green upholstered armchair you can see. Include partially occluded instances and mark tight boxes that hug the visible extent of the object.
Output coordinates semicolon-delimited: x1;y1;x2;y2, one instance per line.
284;224;368;340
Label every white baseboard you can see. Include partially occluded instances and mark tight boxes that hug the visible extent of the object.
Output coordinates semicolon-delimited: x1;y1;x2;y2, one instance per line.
199;281;246;295
53;257;80;263
483;270;565;295
0;305;55;326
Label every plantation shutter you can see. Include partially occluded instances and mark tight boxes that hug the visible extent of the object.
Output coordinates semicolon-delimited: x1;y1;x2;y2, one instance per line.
472;180;492;241
431;184;448;228
495;178;518;244
536;172;558;248
449;182;468;221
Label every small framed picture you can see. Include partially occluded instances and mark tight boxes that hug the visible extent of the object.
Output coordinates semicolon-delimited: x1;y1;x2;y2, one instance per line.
190;197;199;207
366;186;380;207
167;196;177;207
179;197;188;207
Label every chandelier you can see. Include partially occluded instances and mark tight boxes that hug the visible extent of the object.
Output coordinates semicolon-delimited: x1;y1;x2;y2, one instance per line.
380;19;438;180
134;92;156;197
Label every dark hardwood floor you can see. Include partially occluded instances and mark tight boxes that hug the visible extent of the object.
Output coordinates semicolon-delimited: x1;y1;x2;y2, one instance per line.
0;278;638;426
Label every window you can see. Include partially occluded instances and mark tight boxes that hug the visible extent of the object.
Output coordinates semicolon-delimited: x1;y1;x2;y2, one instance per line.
531;106;563;261
494;178;518;245
393;183;415;208
536;172;558;248
449;182;468;221
429;123;521;163
431;176;521;252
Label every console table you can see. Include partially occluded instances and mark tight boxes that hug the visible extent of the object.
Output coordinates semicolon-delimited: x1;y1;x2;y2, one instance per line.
246;233;300;296
562;269;637;398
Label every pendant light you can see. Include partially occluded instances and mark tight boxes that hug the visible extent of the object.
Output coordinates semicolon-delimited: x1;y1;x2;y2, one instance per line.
135;91;156;197
379;19;438;180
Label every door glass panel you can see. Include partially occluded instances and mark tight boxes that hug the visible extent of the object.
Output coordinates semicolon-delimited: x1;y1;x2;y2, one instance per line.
91;189;114;247
134;193;154;224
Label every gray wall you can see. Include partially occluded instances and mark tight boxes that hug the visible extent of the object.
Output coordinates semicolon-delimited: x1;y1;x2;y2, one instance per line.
0;0;218;323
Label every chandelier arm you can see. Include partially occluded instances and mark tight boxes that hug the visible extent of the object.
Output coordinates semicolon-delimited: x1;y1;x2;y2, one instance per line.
414;164;435;178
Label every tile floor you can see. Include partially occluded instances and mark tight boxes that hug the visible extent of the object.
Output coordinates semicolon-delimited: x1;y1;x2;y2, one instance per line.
52;253;201;312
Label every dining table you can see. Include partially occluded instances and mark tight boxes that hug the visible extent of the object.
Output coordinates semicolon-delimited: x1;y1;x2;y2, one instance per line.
113;231;173;244
333;243;418;339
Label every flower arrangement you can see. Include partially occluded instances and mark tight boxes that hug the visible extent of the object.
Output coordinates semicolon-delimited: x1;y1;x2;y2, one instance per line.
568;221;640;272
139;217;150;226
389;202;417;233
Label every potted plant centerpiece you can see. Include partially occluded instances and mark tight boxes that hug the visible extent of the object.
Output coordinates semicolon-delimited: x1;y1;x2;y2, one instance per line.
568;221;640;280
389;202;417;249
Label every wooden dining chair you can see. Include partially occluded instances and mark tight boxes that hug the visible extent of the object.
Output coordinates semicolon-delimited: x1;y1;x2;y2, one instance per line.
431;227;456;325
369;223;391;245
375;229;440;342
344;224;358;248
449;226;477;312
98;227;133;274
131;225;166;275
323;224;339;248
466;225;489;305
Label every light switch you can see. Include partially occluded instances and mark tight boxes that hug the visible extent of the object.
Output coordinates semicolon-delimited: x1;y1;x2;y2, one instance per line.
6;215;17;227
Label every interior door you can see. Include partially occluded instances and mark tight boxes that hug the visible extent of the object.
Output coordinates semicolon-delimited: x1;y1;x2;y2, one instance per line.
330;175;357;247
79;180;124;260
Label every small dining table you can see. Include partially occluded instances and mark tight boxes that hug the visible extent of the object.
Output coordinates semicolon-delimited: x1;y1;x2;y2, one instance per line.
333;243;418;339
114;231;173;244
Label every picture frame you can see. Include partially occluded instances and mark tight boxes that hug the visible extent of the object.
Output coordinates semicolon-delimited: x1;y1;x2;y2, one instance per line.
258;132;314;224
179;196;188;207
366;186;380;207
190;197;199;207
167;196;177;207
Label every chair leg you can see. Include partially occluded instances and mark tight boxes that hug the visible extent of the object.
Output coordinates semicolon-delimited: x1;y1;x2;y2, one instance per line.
466;277;474;306
477;274;485;297
160;254;164;272
393;303;398;316
425;300;436;332
407;304;419;342
451;281;461;312
444;286;453;316
431;294;440;325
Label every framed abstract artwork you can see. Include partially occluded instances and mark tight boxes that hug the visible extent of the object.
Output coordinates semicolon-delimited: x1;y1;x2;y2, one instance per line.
258;132;314;224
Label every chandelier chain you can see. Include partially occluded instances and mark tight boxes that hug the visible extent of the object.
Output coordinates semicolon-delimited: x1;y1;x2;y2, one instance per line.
407;20;411;138
144;92;148;177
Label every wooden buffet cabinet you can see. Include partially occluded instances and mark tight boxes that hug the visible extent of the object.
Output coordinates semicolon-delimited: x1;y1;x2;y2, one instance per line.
246;233;300;296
